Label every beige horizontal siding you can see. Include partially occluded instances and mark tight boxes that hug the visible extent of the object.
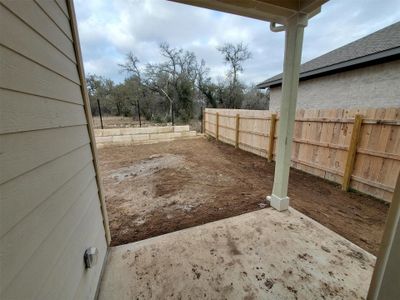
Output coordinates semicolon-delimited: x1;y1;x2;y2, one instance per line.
0;46;82;103
0;0;76;62
72;230;107;299
2;189;102;299
1;5;80;84
0;1;107;299
35;0;73;40
0;125;90;184
37;204;107;300
0;145;93;238
56;0;69;18
0;89;86;134
1;168;96;293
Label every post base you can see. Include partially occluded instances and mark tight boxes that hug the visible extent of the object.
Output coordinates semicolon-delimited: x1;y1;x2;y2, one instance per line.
266;194;289;211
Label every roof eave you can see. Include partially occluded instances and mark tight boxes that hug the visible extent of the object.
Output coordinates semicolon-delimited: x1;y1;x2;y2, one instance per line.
257;47;400;89
169;0;327;24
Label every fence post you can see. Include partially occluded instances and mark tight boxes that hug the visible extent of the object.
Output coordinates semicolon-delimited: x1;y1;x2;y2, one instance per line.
216;112;219;141
201;107;205;134
137;99;142;127
342;114;363;191
235;114;240;148
97;98;104;129
267;114;277;162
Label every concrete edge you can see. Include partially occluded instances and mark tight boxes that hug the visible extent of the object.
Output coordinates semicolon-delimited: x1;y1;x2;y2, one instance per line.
289;207;377;259
109;207;376;261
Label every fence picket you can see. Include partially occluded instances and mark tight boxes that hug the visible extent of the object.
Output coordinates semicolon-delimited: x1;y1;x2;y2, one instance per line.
204;108;400;202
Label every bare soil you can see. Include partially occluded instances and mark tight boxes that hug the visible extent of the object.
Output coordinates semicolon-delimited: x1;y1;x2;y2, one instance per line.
98;138;389;255
93;116;201;131
93;116;148;129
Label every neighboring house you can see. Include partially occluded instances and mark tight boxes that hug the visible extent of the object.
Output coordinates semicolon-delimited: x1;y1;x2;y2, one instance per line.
257;22;400;111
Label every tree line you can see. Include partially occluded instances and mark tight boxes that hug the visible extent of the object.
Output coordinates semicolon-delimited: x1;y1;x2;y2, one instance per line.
87;42;269;123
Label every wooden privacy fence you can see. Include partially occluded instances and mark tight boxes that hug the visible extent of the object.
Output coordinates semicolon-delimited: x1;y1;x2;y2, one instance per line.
204;107;400;202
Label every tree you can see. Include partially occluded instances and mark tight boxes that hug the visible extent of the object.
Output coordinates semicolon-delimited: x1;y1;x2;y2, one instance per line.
86;74;115;115
217;42;252;109
217;42;251;86
87;41;262;123
196;59;217;108
144;60;175;122
119;52;141;79
143;42;201;122
111;82;131;116
242;86;270;110
119;52;146;120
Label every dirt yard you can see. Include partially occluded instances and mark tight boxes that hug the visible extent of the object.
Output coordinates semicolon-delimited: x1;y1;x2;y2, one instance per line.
98;138;389;255
93;116;201;131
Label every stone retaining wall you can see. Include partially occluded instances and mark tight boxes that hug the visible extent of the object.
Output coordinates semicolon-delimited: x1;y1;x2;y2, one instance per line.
94;126;198;148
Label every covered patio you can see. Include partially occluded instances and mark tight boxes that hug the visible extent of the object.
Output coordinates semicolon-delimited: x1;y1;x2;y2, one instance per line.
98;208;375;299
96;0;398;299
2;0;398;299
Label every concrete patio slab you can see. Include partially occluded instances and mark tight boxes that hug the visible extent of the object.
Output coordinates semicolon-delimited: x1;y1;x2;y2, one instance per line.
98;208;375;300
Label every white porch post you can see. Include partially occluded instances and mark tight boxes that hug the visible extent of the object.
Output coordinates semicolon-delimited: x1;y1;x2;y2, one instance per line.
269;14;308;211
367;174;400;300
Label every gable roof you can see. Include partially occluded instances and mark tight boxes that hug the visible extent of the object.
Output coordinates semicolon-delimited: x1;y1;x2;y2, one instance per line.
257;21;400;89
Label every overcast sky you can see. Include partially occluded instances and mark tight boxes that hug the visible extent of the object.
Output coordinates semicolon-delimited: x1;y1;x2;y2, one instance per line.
75;0;400;86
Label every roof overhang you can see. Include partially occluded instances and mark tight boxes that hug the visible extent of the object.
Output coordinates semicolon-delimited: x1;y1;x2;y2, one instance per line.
257;47;400;89
169;0;328;24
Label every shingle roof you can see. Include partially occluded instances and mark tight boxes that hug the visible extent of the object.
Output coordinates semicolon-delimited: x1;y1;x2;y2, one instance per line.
257;21;400;89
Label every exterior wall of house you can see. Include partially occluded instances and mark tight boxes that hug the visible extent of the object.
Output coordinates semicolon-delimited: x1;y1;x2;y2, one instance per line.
269;60;400;111
0;1;107;299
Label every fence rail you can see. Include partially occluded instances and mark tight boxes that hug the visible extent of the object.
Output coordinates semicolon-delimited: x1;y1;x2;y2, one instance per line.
204;107;400;202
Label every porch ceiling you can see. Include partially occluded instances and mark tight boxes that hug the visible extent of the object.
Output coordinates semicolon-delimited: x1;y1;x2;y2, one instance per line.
169;0;328;24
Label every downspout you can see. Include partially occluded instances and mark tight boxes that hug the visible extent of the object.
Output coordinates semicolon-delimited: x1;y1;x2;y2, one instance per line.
270;22;286;32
